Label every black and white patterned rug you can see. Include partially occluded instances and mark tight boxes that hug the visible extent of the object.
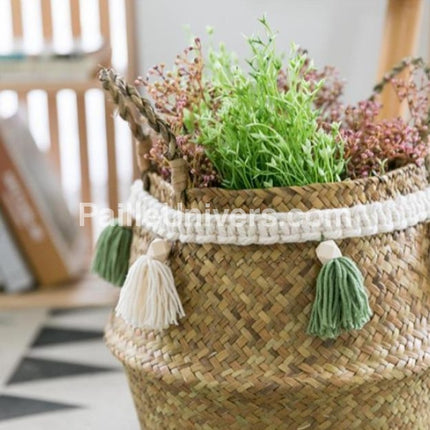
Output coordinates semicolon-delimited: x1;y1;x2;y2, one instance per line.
0;306;139;429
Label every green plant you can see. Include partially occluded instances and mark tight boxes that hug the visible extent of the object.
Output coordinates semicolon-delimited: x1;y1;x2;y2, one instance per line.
136;19;429;189
196;17;345;189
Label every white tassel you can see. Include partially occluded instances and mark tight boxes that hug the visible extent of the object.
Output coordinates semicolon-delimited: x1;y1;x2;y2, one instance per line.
115;238;185;330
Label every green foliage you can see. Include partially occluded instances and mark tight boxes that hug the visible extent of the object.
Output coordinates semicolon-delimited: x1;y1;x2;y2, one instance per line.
196;17;345;189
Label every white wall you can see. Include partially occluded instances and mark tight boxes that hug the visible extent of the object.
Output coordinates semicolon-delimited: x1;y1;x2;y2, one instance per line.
135;0;430;103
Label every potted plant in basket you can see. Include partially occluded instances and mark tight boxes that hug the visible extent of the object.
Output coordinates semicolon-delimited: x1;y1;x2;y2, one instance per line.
93;17;430;429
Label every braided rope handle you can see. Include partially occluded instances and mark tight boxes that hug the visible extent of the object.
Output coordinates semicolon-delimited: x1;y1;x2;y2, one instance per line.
371;57;430;96
99;68;179;160
99;68;188;194
371;57;430;177
370;57;430;103
99;68;146;142
370;56;430;137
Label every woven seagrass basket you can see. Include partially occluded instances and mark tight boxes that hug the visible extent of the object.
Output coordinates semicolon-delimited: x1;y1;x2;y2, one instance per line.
100;69;430;429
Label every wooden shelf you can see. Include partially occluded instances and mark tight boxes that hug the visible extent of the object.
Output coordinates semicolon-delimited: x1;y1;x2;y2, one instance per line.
0;274;119;309
0;78;103;92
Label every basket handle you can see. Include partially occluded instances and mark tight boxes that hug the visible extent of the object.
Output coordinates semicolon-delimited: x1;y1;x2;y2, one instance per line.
370;56;430;98
370;56;430;137
99;68;188;195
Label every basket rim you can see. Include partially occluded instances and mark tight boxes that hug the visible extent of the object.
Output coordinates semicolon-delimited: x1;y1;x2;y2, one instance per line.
147;162;429;212
184;162;425;193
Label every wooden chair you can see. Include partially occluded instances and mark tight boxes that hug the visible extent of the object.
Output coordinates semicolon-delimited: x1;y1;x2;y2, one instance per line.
1;0;139;240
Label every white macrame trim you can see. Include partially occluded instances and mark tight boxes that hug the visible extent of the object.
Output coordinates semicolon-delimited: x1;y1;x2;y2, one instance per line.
127;180;430;245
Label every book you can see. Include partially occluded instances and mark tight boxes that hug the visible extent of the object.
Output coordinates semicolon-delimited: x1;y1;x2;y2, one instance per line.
0;209;34;293
0;41;110;83
0;264;5;291
0;113;87;287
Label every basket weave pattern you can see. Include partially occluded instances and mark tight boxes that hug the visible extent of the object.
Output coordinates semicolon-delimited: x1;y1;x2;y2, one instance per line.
105;164;430;429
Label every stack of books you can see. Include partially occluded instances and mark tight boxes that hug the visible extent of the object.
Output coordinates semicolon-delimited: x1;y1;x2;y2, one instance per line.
0;113;87;293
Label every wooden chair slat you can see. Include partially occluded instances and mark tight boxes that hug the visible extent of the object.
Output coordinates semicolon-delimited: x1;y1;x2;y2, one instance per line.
377;0;424;119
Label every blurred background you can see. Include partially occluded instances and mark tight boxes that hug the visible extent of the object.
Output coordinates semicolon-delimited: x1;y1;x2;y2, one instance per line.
0;0;428;427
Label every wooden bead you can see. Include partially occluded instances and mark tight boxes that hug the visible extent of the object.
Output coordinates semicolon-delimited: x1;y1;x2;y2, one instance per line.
147;238;172;262
316;240;342;264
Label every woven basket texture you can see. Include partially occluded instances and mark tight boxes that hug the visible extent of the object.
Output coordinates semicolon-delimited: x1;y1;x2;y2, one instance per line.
105;163;430;429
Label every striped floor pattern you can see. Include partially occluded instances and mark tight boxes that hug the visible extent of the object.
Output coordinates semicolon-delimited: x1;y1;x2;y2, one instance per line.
0;306;139;429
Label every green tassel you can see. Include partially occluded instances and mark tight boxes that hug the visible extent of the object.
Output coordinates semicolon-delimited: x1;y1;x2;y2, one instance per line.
92;220;133;286
307;241;372;339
